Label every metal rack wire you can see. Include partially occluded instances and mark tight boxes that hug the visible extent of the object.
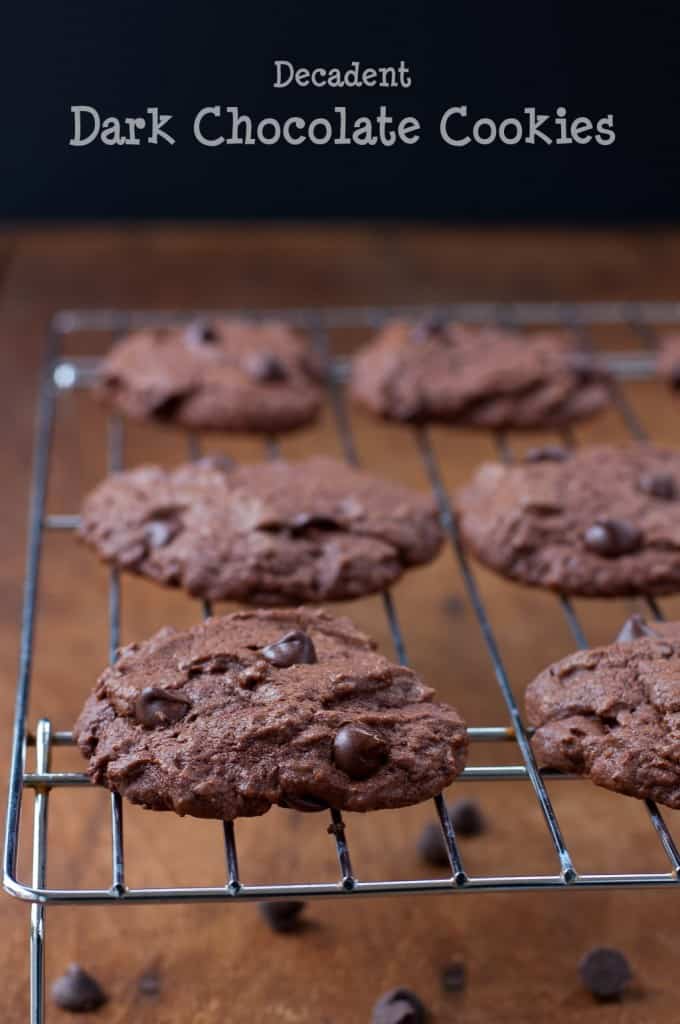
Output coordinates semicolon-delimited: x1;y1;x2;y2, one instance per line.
4;302;680;1022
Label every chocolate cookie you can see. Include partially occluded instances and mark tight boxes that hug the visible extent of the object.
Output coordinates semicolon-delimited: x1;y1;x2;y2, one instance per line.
526;618;680;808
456;444;680;596
351;320;610;428
73;608;468;819
658;334;680;390
96;319;322;432
78;455;442;603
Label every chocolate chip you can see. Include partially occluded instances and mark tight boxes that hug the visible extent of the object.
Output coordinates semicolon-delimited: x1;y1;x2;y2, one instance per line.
261;630;317;667
144;517;180;549
579;947;632;1000
524;445;569;463
243;352;287;382
372;988;426;1024
134;687;190;728
616;613;658;643
185;321;218;345
333;724;388;780
522;497;563;515
183;652;241;675
279;792;329;812
238;663;267;689
417;821;450;866
290;513;339;534
149;391;190;420
638;472;677;500
51;964;107;1013
137;969;161;997
568;350;599;380
449;798;485;836
583;519;643;557
101;372;123;392
258;900;306;933
671;367;680;390
441;961;466;992
411;318;446;344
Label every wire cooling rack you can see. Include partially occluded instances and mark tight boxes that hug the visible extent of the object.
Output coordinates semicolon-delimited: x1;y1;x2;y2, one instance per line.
4;301;680;1022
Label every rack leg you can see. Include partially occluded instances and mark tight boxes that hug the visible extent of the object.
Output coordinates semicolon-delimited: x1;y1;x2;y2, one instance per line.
29;720;51;1024
29;905;45;1024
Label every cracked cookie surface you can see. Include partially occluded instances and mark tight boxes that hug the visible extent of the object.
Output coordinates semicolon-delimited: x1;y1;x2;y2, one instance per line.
78;455;443;603
351;320;610;428
96;319;322;433
73;608;468;820
526;618;680;808
456;444;680;596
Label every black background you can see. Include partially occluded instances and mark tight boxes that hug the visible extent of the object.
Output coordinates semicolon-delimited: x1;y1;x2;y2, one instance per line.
2;3;679;220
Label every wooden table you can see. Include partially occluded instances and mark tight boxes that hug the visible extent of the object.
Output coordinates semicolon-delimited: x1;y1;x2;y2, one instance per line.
2;225;680;1023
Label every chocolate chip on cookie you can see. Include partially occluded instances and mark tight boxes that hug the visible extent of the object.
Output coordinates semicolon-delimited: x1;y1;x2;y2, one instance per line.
583;519;642;557
185;320;219;345
638;472;676;499
134;687;190;728
243;352;287;382
333;724;388;779
524;445;570;463
262;630;317;667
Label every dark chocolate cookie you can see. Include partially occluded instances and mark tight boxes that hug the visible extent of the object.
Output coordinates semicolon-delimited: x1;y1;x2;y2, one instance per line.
73;608;468;820
78;455;442;603
351;320;610;428
456;444;680;596
526;618;680;808
96;319;322;433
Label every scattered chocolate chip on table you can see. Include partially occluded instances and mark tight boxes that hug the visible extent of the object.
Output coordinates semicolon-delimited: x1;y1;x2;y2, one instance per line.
371;987;427;1024
579;947;632;1000
258;901;307;934
51;964;107;1013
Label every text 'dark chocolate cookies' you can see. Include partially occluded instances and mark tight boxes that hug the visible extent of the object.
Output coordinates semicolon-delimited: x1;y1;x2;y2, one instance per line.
526;619;680;808
78;455;442;603
73;609;468;820
96;319;323;433
351;320;610;428
456;444;680;597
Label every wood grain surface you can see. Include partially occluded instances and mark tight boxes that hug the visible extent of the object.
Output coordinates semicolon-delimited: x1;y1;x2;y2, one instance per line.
2;225;680;1023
